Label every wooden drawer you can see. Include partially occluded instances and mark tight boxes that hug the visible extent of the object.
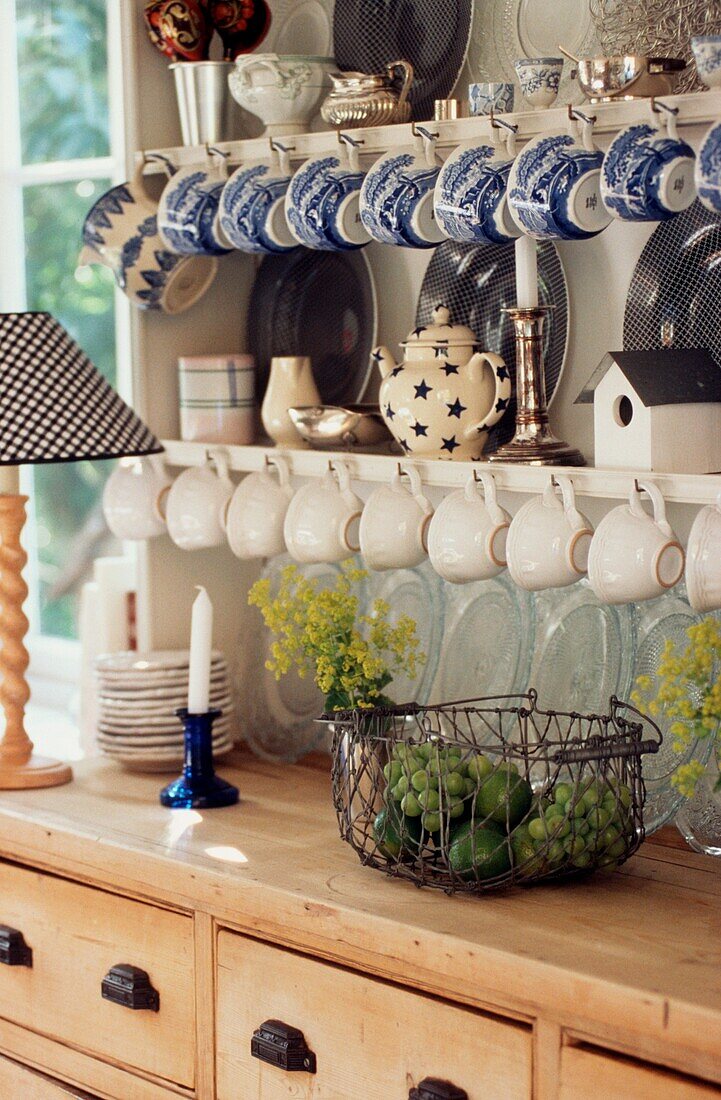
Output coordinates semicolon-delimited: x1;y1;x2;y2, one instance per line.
0;1053;99;1099
560;1044;721;1099
0;862;194;1088
216;930;532;1099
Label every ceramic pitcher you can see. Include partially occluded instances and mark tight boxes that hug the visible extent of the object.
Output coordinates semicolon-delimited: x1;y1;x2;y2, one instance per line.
261;356;320;447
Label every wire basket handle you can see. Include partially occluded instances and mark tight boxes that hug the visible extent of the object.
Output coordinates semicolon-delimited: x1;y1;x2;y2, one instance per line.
552;696;662;765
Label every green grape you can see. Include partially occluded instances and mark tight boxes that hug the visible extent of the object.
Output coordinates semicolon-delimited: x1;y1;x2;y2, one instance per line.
564;799;586;820
449;797;465;819
572;851;592;869
392;775;409;800
552;817;571;839
606;838;627;859
418;787;440;812
618;785;632;809
463;777;477;798
416;743;432;761
553;782;573;806
411;769;430;792
586;806;611;831
581;782;601;807
444;771;465;797
427;755;442;777
577;820;591;837
601;825;621;849
564;835;586;858
401;792;422;817
528;817;547;842
422;811;441;832
467;753;493;781
548;840;565;863
383;760;402;787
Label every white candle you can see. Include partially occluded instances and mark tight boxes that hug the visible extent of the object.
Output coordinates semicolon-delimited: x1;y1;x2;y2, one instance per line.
188;586;213;714
515;234;539;309
0;465;19;494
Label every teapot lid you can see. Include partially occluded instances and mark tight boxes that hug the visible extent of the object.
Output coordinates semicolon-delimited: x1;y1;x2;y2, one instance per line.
401;304;478;347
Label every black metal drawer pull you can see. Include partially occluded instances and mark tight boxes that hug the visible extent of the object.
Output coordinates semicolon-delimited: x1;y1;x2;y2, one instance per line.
0;925;32;967
409;1078;468;1100
251;1019;316;1073
101;964;159;1011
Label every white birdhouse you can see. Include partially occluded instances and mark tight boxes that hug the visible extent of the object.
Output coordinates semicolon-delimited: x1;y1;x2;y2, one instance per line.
576;349;721;474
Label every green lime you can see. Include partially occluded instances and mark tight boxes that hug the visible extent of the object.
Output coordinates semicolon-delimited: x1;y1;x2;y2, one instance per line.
448;821;511;881
466;753;493;782
372;805;422;860
401;792;422;817
476;766;533;829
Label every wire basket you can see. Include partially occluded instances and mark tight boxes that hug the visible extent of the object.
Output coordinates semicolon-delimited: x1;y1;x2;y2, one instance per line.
327;692;662;893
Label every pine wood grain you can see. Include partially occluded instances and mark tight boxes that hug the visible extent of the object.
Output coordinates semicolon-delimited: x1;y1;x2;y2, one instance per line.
559;1044;721;1099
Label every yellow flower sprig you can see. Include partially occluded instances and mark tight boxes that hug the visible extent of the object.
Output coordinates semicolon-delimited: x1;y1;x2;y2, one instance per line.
631;615;721;798
248;561;425;711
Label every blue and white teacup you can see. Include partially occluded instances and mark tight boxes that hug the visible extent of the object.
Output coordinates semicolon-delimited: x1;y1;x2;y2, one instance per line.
696;121;721;214
692;35;721;89
434;126;521;245
514;57;563;110
468;82;515;117
508;115;611;240
285;138;371;251
80;163;218;314
359;129;445;248
158;154;232;256
218;143;296;254
601;107;695;222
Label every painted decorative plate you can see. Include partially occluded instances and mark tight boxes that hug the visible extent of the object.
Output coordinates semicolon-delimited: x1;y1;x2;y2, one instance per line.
529;580;635;714
416;238;568;454
463;0;598;107
624;200;721;370
431;573;535;702
248;246;377;406
630;588;714;835
333;0;473;122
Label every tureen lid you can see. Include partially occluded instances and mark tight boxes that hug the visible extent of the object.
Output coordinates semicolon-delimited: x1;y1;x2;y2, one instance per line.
401;304;478;347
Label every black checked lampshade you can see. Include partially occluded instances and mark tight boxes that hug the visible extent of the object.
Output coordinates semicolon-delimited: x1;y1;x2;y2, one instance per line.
0;312;161;465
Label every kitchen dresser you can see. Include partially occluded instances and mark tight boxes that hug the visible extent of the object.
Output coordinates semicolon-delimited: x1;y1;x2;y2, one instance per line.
0;752;718;1099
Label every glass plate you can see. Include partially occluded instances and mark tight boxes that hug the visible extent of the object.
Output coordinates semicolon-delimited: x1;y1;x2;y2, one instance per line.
363;561;445;706
631;588;714;835
432;572;535;702
529;580;635;714
248;248;377;407
333;0;473;123
624;200;721;368
416;239;568;454
465;0;597;106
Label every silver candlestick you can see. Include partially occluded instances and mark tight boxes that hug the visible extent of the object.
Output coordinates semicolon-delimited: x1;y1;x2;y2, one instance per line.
488;306;585;466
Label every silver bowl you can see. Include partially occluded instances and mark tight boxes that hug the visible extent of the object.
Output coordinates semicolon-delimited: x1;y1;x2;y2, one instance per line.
288;404;395;450
577;55;685;101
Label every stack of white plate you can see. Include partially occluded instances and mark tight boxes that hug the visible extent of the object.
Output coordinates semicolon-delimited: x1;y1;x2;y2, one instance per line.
94;650;234;772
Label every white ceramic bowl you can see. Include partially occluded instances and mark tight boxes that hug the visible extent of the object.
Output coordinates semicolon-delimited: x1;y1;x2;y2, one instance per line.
228;54;335;135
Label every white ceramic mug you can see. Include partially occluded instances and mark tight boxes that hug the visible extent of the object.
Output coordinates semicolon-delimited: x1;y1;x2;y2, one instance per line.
165;450;233;551
359;465;433;572
102;455;171;541
685;493;721;612
224;456;292;560
507;475;594;591
179;353;256;445
284;460;363;563
427;472;510;584
588;480;685;604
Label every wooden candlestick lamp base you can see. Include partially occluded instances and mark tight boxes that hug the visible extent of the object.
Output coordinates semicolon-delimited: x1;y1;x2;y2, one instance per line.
0;495;72;789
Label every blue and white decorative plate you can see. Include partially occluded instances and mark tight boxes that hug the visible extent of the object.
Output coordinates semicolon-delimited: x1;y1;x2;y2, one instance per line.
286;154;369;251
434;140;520;245
333;0;473;122
507;131;610;241
601;123;696;222
248;246;377;406
360;148;445;248
696;121;721;214
624;199;721;372
416;238;568;454
218;160;295;254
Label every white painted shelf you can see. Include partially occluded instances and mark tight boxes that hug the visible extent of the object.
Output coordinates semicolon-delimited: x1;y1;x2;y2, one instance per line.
161;439;721;505
140;89;721;170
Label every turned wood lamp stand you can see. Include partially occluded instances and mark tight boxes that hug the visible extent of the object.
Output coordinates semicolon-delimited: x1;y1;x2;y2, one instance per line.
0;311;162;790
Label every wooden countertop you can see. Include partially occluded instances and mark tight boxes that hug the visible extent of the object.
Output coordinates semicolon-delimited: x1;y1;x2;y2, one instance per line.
0;752;719;1077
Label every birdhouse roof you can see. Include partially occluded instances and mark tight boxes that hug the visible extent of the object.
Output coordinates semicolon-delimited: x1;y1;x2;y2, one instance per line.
575;349;721;407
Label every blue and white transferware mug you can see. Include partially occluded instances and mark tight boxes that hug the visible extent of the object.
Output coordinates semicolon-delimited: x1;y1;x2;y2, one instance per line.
468;82;515;117
158;153;233;256
508;115;612;240
218;143;296;254
692;35;721;89
285;137;371;251
80;163;218;314
359;128;446;248
696;121;721;214
514;57;563;110
601;106;695;222
434;125;521;245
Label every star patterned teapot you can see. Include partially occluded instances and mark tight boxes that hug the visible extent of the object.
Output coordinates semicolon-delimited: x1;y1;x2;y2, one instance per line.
373;304;512;460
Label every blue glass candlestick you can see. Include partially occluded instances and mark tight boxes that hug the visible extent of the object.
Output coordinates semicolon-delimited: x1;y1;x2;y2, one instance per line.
160;708;239;809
